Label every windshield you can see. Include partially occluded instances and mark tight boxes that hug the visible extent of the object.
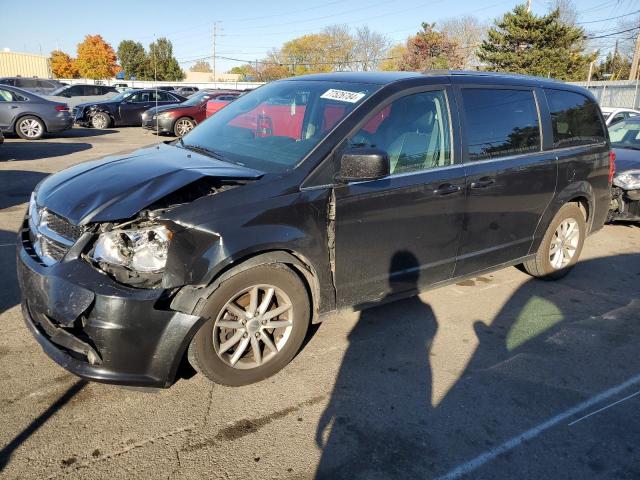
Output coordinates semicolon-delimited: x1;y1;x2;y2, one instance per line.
609;120;640;149
50;86;68;96
181;90;215;107
180;80;378;172
109;91;134;102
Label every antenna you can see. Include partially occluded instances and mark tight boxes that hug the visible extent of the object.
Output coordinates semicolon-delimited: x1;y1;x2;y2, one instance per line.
154;35;160;148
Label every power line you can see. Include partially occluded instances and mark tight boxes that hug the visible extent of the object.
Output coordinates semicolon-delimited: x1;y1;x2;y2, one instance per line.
588;26;640;39
578;10;640;24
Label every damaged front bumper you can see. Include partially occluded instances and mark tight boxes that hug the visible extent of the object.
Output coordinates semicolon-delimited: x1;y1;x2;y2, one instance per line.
16;222;203;388
609;186;640;222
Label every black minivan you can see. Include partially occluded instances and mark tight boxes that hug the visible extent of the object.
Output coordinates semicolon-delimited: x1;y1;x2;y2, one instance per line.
17;71;613;387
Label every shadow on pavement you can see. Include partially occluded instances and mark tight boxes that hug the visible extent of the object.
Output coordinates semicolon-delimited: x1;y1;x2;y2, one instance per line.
0;142;92;161
0;230;18;317
0;380;87;472
0;170;48;209
316;253;640;479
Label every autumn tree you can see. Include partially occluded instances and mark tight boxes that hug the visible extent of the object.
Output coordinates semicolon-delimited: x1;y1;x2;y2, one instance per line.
50;50;78;78
398;23;464;71
146;37;185;81
76;35;119;79
117;40;146;80
380;43;409;71
228;64;257;80
190;60;213;73
477;5;593;80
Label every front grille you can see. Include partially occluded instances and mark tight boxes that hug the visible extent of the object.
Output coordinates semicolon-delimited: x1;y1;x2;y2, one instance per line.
45;211;83;241
40;236;68;262
28;201;84;266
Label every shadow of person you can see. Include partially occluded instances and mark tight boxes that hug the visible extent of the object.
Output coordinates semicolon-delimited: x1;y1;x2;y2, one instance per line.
315;250;438;479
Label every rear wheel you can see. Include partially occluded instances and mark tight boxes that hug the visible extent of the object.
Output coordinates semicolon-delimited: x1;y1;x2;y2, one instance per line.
188;264;310;386
173;117;195;136
16;116;45;140
91;112;111;129
523;203;586;279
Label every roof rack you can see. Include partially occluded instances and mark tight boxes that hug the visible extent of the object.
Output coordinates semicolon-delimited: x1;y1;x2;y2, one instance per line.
421;69;563;83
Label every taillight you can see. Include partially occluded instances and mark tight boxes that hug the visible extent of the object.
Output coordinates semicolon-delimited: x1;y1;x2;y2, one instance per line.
608;150;616;184
55;105;69;112
256;113;273;137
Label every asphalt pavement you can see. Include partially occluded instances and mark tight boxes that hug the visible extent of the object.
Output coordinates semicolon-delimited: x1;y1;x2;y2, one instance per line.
0;127;639;479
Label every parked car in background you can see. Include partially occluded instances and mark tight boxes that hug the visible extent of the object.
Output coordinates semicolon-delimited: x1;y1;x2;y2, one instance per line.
74;89;187;128
607;117;640;222
175;86;199;97
156;86;177;91
143;90;240;136
600;106;640;126
45;84;118;108
112;83;131;92
17;71;612;388
0;77;64;95
205;92;241;118
0;85;72;139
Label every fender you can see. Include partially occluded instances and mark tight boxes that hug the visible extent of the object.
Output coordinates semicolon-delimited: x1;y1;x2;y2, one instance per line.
10;112;47;131
528;180;594;255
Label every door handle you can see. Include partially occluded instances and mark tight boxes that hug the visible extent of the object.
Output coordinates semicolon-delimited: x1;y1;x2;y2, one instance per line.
433;183;463;195
10;106;18;109
470;177;495;189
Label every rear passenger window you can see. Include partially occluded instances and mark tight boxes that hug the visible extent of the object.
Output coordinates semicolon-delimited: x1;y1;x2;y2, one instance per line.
462;88;540;161
544;89;606;147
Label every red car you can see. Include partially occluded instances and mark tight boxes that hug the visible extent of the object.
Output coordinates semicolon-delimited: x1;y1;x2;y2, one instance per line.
142;90;241;136
205;92;242;118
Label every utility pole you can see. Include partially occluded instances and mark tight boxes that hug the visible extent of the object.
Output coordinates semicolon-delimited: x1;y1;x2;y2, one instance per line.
526;0;532;13
629;25;640;80
212;22;218;84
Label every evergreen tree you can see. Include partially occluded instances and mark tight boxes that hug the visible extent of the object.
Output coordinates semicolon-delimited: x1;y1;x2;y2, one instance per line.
477;4;593;80
117;40;147;80
146;38;185;81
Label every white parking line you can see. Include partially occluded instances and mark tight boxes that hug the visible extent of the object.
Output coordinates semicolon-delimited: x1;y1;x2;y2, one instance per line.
435;372;640;480
568;390;640;426
0;243;16;247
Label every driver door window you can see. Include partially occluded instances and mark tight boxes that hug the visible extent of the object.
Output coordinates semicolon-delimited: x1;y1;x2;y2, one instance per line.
347;90;453;175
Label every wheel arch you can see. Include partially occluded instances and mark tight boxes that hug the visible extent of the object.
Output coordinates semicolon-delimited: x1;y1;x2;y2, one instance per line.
12;113;47;133
529;181;595;255
167;249;321;385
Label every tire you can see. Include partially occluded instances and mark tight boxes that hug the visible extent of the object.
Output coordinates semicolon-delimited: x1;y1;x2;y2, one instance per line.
90;112;111;129
173;117;195;137
188;264;310;386
15;115;45;140
523;202;586;279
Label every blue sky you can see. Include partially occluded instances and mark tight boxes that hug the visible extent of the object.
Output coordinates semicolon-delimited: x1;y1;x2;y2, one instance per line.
1;0;638;74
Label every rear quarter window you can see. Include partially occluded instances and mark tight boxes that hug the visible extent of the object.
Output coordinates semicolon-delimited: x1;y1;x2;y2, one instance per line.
544;89;606;148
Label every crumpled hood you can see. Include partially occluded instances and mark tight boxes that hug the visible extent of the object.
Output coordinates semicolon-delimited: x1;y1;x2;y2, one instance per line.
36;143;263;225
614;147;640;173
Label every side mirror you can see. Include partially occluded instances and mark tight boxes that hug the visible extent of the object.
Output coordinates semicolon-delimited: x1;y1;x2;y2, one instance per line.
335;148;390;183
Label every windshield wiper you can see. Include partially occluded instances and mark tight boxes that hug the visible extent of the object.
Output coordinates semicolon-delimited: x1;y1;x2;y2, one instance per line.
613;144;640;151
178;139;225;160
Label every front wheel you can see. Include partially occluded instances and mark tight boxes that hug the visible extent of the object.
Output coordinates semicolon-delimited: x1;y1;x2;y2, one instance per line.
173;117;195;136
188;264;310;386
90;112;111;129
523;202;586;279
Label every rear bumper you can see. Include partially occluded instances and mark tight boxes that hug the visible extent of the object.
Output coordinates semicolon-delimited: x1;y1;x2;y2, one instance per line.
16;224;202;388
46;113;73;132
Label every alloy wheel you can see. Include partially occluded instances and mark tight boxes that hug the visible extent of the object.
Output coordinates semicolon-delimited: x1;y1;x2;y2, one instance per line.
549;218;580;269
19;119;42;138
92;114;108;129
212;285;293;369
175;119;194;136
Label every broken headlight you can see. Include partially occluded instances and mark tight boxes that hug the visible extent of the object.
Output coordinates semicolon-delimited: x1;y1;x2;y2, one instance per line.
90;224;172;287
613;170;640;190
